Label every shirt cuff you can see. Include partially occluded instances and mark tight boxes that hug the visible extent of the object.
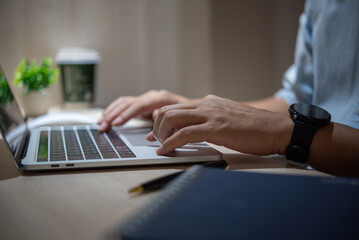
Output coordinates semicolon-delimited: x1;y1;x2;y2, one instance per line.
274;88;298;106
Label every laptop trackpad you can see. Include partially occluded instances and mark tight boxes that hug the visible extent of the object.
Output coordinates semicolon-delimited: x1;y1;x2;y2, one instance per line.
121;128;160;147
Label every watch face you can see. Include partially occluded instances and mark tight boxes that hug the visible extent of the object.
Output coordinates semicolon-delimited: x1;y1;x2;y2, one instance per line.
290;103;331;125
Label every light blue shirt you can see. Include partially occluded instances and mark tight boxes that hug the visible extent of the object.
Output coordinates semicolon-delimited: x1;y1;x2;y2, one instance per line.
275;0;359;129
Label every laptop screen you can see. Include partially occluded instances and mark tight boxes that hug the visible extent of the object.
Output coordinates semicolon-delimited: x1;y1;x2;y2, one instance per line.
0;65;27;164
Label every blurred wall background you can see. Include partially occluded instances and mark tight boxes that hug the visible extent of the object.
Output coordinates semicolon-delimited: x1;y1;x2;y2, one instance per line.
0;0;304;108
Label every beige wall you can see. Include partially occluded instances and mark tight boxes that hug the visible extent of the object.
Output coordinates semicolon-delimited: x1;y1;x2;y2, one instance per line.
0;0;304;107
212;0;304;101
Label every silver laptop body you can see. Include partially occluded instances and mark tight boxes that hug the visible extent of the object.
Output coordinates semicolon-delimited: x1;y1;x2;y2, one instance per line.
0;65;222;170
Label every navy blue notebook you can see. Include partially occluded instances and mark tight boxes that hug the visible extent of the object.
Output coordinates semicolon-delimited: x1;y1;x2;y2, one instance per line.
117;166;359;240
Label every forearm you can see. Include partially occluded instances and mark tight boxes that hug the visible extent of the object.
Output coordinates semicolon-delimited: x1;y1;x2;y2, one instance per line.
277;120;359;176
245;96;289;114
248;97;359;176
307;122;359;177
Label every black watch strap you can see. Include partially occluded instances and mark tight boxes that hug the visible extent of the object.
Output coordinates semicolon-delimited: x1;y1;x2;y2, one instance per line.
285;119;317;164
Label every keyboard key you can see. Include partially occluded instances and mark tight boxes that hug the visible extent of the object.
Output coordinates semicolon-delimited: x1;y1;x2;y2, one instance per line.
64;130;84;160
37;131;49;162
77;129;101;160
107;131;136;158
37;127;138;162
67;155;84;160
91;130;119;159
50;130;66;161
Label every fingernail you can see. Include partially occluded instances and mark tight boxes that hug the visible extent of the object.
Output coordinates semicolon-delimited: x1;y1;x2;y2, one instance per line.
112;116;124;126
145;132;155;141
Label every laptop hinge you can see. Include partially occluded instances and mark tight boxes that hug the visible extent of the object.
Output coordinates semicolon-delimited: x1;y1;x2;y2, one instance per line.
21;131;31;160
14;129;31;169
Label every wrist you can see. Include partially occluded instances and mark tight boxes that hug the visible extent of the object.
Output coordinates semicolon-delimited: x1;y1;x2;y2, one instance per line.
276;114;294;155
284;103;331;165
165;91;193;104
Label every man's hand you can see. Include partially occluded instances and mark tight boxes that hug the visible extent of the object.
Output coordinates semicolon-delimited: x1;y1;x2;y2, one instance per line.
98;90;192;132
147;95;294;156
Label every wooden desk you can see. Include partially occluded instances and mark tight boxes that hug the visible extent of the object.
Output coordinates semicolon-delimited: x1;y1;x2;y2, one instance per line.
0;109;330;240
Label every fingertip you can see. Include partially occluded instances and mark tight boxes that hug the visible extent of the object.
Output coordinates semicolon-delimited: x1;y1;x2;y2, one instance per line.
98;121;109;132
145;132;156;141
156;145;166;155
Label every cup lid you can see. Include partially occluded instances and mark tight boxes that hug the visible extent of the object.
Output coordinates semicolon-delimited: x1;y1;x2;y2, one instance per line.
56;47;100;64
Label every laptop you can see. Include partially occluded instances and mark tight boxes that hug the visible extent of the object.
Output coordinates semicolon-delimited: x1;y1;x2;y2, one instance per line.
0;65;222;170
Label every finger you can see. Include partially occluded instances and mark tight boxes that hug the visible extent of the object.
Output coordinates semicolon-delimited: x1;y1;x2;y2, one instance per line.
103;98;124;119
103;98;134;123
154;109;205;143
152;108;160;121
145;131;156;141
105;102;132;124
112;115;125;126
115;100;154;126
104;97;129;116
153;103;198;138
156;124;209;155
98;121;111;132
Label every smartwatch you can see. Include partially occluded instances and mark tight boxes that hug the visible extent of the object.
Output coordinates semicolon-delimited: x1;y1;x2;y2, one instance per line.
285;103;331;165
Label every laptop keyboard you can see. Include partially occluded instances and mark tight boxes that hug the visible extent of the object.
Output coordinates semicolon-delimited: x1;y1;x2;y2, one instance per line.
37;126;136;162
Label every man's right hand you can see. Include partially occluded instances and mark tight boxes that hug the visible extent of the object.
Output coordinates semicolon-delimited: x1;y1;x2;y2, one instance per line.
98;90;193;132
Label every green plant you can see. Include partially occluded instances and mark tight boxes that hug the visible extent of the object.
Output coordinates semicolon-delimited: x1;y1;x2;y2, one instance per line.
0;69;13;104
13;57;59;95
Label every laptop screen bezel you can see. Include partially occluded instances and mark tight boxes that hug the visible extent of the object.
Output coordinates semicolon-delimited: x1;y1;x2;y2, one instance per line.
0;127;28;169
0;64;29;169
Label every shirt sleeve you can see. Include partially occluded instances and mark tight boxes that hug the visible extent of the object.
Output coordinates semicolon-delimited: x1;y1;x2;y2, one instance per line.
274;1;315;105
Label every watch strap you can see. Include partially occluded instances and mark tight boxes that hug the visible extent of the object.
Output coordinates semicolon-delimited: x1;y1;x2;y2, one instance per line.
285;119;317;164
